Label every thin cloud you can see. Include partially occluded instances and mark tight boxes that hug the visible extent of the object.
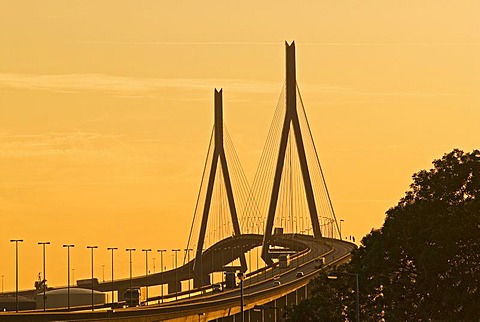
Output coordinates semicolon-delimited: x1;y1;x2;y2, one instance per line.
0;73;455;100
302;42;480;46
0;132;129;161
0;73;280;96
72;40;281;46
72;40;480;47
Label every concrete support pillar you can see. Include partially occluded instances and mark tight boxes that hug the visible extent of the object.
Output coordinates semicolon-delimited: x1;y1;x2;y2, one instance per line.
167;280;181;294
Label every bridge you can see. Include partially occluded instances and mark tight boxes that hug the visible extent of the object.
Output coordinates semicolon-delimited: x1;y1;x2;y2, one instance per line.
0;41;356;321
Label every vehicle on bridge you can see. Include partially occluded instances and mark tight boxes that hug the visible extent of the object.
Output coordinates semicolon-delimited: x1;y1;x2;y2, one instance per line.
124;287;141;307
314;256;326;269
279;254;290;268
212;283;223;292
224;272;237;289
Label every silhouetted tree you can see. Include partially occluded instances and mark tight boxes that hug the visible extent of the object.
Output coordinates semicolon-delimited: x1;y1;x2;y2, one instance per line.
286;149;480;321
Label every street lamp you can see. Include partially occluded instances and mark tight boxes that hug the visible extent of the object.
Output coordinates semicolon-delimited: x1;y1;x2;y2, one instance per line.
184;248;193;297
107;247;118;306
201;248;205;292
340;219;344;240
157;249;166;303
237;272;245;322
87;245;98;311
142;249;152;304
172;249;181;300
10;239;23;312
62;244;75;311
328;272;360;322
1;275;4;294
126;248;136;303
38;241;51;311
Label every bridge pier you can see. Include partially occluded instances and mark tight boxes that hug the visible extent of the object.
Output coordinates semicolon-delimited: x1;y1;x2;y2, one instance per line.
167;280;182;294
117;287;126;302
193;274;211;288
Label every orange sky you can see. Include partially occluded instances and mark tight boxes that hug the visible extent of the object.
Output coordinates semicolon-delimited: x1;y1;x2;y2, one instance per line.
1;1;479;291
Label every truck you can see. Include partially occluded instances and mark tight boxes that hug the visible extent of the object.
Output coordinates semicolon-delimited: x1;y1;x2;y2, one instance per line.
224;272;237;289
279;254;290;268
124;287;141;307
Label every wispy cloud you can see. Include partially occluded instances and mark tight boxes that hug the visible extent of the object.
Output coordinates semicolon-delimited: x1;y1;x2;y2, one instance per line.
73;40;281;46
0;73;280;97
0;73;457;100
72;40;480;47
0;132;132;161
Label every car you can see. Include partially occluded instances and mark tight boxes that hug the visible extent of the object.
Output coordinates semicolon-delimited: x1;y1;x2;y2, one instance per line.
296;272;304;278
212;283;223;292
314;256;326;269
273;280;281;286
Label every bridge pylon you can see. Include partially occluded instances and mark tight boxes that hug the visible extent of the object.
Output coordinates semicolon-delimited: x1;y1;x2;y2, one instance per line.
261;41;323;265
192;89;247;287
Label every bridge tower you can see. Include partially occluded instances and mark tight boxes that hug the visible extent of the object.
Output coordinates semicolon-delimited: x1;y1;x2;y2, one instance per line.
192;89;247;287
261;42;323;264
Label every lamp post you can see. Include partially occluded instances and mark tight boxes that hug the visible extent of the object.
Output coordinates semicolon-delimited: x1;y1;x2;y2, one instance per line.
157;249;166;303
1;275;3;294
126;248;136;304
62;244;74;311
172;249;181;300
87;245;98;311
38;241;51;311
107;247;118;306
201;248;205;291
10;239;23;312
327;272;360;322
184;248;193;297
339;219;344;240
142;249;152;304
237;272;245;322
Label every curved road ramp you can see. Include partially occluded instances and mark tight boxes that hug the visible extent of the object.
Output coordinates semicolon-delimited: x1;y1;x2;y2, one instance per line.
0;238;355;322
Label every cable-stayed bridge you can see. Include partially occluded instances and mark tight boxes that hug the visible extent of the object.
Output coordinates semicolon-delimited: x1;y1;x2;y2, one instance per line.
0;41;356;322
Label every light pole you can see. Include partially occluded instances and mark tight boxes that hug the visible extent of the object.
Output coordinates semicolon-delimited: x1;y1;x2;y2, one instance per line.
1;275;3;294
184;248;192;297
126;248;136;304
87;245;98;311
201;248;205;292
10;239;23;312
340;219;344;240
248;246;252;286
328;272;360;322
107;247;118;306
142;249;152;304
172;249;181;300
237;272;245;322
62;244;74;311
157;249;166;303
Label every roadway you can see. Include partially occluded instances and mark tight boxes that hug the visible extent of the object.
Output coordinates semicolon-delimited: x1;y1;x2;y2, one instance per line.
0;236;356;321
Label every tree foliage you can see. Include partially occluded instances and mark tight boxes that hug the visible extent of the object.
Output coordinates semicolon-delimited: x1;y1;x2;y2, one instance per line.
286;149;480;321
